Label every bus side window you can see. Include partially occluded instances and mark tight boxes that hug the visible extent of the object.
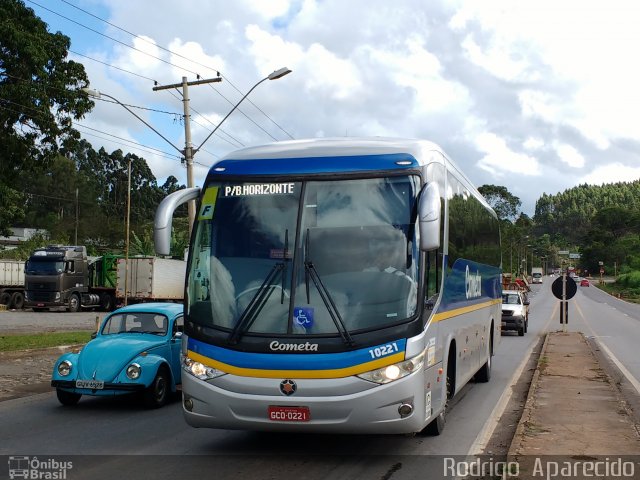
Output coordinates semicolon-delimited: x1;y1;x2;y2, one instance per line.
425;248;441;309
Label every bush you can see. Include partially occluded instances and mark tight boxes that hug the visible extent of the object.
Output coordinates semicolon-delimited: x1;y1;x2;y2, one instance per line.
616;270;640;288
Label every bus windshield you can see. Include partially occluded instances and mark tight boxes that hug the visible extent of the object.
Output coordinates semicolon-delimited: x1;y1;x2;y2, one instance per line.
187;175;420;337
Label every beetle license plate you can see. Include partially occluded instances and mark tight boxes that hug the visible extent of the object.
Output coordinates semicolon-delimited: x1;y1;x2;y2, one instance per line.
268;406;310;422
76;379;104;389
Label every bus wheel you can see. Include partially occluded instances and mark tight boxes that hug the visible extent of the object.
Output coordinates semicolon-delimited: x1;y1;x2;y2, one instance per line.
423;374;450;436
475;331;493;383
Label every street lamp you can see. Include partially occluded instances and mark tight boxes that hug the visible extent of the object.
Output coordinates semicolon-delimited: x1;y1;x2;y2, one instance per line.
83;66;292;236
82;88;184;156
82;89;179;306
192;67;292;157
186;67;292;232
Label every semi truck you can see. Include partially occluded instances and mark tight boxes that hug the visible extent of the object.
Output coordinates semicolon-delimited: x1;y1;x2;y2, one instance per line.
23;245;185;312
0;260;26;309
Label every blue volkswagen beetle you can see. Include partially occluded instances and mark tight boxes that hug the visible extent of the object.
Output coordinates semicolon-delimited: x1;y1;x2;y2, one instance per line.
51;302;184;408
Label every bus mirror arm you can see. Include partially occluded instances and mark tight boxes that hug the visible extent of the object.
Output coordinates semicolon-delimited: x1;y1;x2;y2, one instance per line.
154;187;201;255
418;183;441;251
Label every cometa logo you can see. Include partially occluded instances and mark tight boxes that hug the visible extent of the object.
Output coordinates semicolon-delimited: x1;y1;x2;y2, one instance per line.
465;265;482;299
269;341;319;352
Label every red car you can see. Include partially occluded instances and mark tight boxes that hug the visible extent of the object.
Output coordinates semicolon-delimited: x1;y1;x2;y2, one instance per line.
580;279;590;287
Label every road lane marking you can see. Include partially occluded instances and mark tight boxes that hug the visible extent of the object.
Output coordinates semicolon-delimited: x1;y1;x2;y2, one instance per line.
468;301;557;455
574;301;640;396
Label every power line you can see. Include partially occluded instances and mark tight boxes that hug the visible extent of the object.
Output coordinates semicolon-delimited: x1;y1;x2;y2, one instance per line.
1;72;180;117
0;100;183;164
48;0;295;140
74;124;182;161
26;0;203;77
163;88;244;148
69;49;158;83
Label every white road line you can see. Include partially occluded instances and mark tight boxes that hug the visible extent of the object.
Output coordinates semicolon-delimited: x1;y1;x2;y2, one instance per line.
574;302;640;396
468;302;558;455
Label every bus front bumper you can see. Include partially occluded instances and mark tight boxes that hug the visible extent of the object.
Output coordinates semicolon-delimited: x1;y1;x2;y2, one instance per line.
180;368;442;434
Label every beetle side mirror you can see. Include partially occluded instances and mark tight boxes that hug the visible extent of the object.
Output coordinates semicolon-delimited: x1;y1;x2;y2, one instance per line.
90;332;97;340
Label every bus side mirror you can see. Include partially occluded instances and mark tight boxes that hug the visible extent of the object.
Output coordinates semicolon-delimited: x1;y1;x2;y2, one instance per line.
154;187;201;256
418;183;441;252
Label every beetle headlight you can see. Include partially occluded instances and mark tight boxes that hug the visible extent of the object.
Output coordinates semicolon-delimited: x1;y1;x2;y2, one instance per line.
126;363;141;380
357;351;426;384
182;355;225;380
57;360;72;376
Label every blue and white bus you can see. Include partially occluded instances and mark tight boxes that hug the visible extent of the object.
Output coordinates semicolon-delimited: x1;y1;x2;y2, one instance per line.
155;137;502;435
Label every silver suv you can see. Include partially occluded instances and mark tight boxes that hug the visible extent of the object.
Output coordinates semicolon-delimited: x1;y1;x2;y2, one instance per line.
501;290;529;336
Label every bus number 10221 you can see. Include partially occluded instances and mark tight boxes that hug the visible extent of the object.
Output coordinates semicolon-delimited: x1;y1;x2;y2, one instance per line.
368;342;400;359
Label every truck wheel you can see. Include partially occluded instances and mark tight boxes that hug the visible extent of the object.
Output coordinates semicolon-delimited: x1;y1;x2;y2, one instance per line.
56;389;81;406
67;293;81;313
518;324;525;336
0;292;10;306
11;292;24;310
143;367;169;409
99;293;114;311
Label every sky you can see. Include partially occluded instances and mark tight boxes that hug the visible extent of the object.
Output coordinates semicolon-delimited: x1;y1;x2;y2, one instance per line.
27;0;640;216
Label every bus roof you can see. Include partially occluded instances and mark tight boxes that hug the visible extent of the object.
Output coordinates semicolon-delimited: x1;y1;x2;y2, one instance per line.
209;137;446;176
217;137;442;161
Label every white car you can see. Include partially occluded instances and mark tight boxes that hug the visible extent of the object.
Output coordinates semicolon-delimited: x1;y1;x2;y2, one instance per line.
501;290;529;336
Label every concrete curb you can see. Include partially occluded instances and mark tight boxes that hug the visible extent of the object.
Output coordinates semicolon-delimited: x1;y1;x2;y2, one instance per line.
507;332;550;460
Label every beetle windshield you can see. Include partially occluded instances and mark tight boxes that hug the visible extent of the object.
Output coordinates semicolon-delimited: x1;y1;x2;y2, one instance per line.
102;313;169;335
187;176;420;337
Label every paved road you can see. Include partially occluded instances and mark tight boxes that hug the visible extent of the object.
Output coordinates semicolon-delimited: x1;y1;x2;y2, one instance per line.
7;281;637;480
0;287;553;479
569;280;640;394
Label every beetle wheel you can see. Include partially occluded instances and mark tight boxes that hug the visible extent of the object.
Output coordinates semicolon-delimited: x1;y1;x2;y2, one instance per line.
56;388;81;406
143;367;169;409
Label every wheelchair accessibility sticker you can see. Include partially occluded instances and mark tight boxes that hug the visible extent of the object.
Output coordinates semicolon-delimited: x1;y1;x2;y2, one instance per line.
294;307;314;330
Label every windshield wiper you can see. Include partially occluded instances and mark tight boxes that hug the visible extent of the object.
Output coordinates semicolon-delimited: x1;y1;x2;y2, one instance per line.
227;261;285;345
281;229;289;304
304;229;355;347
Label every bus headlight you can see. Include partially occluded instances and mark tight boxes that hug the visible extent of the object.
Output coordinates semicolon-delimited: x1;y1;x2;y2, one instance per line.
182;355;226;380
357;351;426;384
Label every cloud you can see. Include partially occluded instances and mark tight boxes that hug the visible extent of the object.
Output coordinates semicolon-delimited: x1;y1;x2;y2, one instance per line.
554;143;585;169
37;0;640;218
475;132;541;176
579;163;640;186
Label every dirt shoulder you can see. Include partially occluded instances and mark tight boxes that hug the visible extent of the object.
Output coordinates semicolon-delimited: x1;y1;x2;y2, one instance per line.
509;331;640;457
0;346;81;402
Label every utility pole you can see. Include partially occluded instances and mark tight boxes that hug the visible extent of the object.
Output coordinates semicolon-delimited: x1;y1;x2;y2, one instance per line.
153;76;222;233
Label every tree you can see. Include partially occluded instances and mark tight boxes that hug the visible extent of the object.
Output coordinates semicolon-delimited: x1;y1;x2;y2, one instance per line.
0;0;93;235
478;185;522;221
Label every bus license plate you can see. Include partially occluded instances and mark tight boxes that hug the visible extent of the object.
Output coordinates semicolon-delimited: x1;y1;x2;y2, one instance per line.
268;406;310;422
76;379;104;389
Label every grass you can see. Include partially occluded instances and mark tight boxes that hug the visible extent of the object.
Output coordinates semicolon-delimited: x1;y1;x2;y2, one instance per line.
596;283;640;303
0;331;92;352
